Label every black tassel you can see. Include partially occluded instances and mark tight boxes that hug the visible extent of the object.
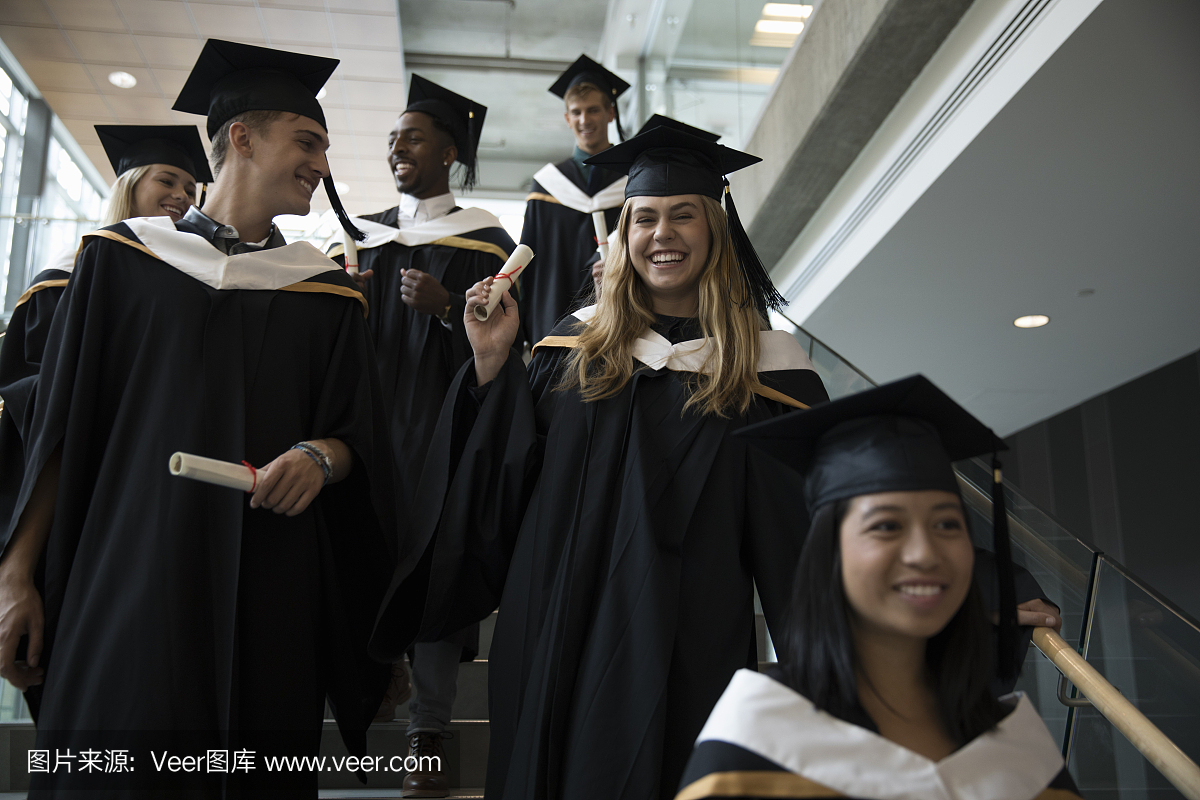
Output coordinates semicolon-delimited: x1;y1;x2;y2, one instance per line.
323;176;365;242
992;454;1019;682
197;183;207;210
723;179;786;318
462;110;478;193
613;98;627;143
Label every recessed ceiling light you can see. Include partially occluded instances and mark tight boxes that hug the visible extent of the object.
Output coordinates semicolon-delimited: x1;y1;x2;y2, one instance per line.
316;86;327;100
762;3;812;19
334;181;350;194
1013;315;1050;328
108;71;137;89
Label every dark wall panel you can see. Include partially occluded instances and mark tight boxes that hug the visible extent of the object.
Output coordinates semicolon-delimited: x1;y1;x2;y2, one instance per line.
1003;350;1200;619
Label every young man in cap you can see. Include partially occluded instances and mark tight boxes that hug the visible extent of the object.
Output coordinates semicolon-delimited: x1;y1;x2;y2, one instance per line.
0;40;395;796
330;75;515;798
517;54;630;345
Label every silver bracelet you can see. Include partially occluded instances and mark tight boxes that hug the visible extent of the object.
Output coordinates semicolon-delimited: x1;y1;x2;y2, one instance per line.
292;441;333;485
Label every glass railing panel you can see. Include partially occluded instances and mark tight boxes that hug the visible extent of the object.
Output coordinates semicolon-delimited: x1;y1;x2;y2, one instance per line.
1065;556;1200;799
954;456;1097;745
771;310;875;401
0;676;31;721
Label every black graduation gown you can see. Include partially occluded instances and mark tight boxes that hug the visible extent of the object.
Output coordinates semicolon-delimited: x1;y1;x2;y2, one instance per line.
372;313;831;800
518;159;624;345
0;268;71;538
341;206;516;511
675;669;1083;800
3;222;396;795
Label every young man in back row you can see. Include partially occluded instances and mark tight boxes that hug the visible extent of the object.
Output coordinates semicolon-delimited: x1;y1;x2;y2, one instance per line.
0;39;397;797
517;55;630;346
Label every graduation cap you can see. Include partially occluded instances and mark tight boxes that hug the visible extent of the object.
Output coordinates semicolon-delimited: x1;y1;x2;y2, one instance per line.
172;39;363;241
585;126;786;318
735;375;1020;681
95;125;213;184
405;74;487;192
636;114;720;143
549;54;631;141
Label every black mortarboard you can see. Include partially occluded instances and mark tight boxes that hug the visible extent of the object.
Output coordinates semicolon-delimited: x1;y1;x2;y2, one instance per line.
735;375;1019;680
95;125;213;183
172;39;363;240
405;74;487;192
549;54;631;141
585;126;785;317
636;114;721;143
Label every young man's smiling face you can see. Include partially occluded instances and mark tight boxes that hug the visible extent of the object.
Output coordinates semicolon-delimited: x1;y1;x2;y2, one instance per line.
248;114;330;218
387;111;455;198
564;89;614;154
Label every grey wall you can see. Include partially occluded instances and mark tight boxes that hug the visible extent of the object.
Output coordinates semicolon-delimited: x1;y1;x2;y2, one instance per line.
1003;350;1200;620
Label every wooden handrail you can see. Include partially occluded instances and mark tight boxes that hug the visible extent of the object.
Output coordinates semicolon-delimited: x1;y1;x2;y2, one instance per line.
1033;627;1200;800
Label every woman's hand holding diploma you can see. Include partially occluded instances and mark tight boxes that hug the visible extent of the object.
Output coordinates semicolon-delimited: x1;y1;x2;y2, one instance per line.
465;277;520;387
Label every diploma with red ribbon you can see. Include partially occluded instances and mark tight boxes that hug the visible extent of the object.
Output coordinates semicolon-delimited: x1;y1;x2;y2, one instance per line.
474;244;534;321
169;452;259;493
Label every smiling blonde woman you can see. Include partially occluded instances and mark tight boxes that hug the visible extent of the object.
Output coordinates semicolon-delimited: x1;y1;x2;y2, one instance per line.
370;122;830;800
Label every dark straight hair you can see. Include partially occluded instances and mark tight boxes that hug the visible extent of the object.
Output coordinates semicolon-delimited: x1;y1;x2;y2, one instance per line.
777;499;1009;745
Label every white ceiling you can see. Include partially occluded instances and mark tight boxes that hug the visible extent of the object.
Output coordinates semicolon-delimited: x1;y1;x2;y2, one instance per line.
799;0;1200;436
0;0;408;213
0;0;793;214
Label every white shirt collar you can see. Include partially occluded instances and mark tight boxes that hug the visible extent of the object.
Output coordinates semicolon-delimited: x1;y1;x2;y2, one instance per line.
397;191;456;228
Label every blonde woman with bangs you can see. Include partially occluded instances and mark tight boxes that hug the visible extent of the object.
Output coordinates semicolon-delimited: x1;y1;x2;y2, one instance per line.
371;124;829;800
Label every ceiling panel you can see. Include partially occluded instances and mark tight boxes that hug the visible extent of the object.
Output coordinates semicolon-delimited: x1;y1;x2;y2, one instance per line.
20;59;94;92
329;12;398;50
83;64;158;95
336;48;402;77
41;90;115;120
134;34;205;68
259;8;331;46
46;0;126;31
102;94;177;121
0;3;56;26
65;30;142;62
185;3;263;39
114;0;196;36
0;25;76;60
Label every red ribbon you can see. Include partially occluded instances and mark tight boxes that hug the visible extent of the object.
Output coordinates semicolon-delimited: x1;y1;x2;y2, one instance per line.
242;460;258;493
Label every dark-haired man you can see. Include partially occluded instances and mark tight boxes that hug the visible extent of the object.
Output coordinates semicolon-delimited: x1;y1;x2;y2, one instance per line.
330;75;514;799
0;40;395;796
518;55;630;345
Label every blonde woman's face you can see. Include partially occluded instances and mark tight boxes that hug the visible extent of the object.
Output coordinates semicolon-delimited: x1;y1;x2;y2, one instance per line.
840;490;974;642
626;194;710;311
132;165;196;222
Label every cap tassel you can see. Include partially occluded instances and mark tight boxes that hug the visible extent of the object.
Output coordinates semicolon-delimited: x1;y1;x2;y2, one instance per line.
613;98;627;143
462;109;479;193
323;176;365;242
992;454;1019;682
196;183;207;210
722;179;786;319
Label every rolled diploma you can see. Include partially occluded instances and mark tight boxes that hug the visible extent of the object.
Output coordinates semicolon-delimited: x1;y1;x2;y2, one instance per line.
475;244;534;322
342;228;358;276
592;211;610;261
169;452;257;492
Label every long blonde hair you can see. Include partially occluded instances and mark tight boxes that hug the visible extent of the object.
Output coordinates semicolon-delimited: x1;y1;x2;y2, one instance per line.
100;165;152;227
561;196;766;417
